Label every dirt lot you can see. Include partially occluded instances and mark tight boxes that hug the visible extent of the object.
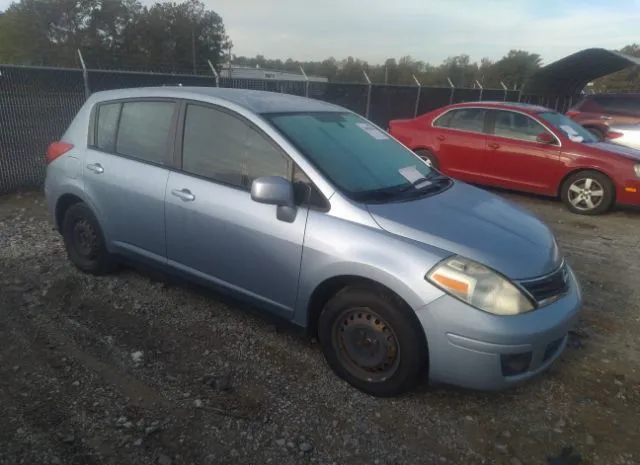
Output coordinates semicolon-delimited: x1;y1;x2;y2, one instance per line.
0;190;639;465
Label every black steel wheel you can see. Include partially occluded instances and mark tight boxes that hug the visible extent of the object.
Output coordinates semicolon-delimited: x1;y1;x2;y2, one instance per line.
318;286;427;397
332;307;401;383
61;202;117;275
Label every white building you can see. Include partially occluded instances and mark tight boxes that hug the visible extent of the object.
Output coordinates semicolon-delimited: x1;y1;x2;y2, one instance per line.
219;64;328;83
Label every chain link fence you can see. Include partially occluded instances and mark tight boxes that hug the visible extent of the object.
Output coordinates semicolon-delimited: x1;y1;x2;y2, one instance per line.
0;62;560;194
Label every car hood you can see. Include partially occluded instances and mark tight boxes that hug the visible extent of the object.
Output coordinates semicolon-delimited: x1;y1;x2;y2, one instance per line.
587;141;640;161
367;181;561;280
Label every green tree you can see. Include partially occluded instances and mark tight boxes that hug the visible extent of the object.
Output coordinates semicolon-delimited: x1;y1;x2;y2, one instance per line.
0;0;231;72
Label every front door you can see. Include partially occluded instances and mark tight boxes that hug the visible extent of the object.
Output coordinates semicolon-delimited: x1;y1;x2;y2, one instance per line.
483;109;562;194
164;102;308;317
430;107;490;184
83;99;178;263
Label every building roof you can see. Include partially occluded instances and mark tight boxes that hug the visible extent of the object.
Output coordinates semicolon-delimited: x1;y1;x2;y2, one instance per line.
522;48;640;95
91;86;342;114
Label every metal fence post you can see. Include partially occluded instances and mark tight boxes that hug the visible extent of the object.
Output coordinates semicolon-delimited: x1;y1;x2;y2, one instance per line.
362;69;372;119
412;74;422;118
500;81;508;101
299;65;310;97
475;80;483;101
76;49;90;99
447;77;455;104
207;59;220;87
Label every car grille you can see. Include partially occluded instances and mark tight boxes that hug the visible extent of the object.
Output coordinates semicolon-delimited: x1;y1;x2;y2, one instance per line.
519;262;569;305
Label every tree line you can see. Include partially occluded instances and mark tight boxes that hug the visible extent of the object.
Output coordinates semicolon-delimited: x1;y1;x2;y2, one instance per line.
0;0;638;91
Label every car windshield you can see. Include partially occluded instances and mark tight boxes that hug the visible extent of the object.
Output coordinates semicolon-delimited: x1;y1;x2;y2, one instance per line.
265;111;446;202
537;111;598;143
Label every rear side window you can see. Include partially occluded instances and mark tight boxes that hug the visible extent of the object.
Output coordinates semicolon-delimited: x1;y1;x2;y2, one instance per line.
181;104;289;189
96;103;121;151
115;101;176;165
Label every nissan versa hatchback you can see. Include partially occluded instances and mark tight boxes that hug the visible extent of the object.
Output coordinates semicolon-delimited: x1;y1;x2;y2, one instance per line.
45;87;582;397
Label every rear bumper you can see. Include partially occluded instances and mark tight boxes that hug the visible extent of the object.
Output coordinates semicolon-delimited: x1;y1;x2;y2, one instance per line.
415;264;582;390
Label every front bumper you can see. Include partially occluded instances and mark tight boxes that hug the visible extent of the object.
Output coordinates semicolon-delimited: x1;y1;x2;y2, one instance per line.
415;265;582;390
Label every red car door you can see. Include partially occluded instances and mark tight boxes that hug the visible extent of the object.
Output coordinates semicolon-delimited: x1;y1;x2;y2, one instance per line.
430;107;491;184
482;109;562;195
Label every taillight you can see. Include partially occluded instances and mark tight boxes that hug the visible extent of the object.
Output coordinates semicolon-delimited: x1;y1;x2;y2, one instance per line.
46;141;74;164
565;110;580;118
606;131;624;140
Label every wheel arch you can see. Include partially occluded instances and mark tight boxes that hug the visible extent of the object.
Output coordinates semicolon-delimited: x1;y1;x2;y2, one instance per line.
305;275;429;356
556;167;616;198
55;193;86;230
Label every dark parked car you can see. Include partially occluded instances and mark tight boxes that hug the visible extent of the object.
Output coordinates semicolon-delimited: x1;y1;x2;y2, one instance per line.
389;101;640;215
566;93;640;141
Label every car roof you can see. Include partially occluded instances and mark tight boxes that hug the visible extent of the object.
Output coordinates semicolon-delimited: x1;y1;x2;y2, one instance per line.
443;101;551;113
88;86;344;114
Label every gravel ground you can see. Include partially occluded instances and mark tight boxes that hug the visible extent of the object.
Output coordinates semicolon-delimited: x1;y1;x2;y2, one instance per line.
1;189;639;465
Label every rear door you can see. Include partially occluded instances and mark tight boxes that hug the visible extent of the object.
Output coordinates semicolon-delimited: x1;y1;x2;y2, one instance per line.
430;107;491;183
483;109;561;194
84;98;178;264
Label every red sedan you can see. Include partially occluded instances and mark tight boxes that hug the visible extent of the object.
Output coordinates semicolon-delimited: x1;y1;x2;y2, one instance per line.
389;101;640;215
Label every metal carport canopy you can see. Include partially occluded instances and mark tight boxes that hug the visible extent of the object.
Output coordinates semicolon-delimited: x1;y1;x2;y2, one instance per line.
522;47;640;96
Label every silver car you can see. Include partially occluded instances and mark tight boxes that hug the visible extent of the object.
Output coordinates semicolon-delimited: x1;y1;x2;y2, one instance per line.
607;124;640;151
44;87;582;397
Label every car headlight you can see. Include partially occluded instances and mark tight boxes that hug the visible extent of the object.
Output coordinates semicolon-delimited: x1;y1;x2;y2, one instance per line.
634;164;640;178
426;256;534;316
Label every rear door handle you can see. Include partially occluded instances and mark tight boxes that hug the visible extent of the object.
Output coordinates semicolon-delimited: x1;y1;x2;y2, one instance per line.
488;142;500;149
86;163;104;174
600;116;612;120
171;188;195;202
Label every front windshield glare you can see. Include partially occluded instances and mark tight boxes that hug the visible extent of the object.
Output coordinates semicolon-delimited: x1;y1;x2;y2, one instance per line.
538;111;597;143
265;111;434;200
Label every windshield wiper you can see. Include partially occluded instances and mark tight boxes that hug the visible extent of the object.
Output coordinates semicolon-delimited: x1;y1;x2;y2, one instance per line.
392;171;450;195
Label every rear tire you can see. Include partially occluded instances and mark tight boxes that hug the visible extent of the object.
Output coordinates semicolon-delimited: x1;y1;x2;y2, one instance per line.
318;285;427;397
61;202;117;275
560;170;614;215
414;149;440;170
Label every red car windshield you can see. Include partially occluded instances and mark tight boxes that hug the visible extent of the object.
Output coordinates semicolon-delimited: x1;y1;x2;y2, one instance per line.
537;111;598;143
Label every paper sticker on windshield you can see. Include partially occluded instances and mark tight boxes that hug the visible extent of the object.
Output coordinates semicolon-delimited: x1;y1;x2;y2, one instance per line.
356;122;389;140
560;124;584;142
399;166;425;183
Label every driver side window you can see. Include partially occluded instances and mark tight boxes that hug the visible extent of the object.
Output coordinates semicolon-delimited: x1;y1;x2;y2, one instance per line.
491;110;552;143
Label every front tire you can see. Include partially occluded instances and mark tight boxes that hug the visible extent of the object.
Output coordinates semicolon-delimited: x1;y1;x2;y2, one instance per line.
560;170;614;215
318;286;427;397
61;202;117;275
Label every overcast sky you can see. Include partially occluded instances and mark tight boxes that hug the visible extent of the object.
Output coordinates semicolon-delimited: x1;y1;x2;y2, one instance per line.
2;0;639;65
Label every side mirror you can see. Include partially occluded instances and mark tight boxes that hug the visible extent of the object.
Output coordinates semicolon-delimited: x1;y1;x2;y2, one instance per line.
536;132;555;144
250;176;297;222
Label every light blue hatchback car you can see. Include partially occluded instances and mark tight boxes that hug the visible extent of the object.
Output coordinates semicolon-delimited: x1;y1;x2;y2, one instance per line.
44;87;582;397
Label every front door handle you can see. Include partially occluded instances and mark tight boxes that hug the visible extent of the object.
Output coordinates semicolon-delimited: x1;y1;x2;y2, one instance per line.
436;135;446;141
488;142;500;149
171;188;195;202
86;163;104;174
600;115;612;120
